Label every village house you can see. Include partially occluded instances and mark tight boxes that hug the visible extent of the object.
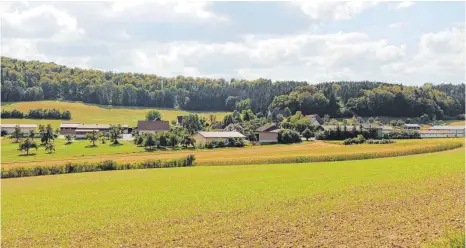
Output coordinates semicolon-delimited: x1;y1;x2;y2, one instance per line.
304;114;324;126
255;123;280;143
193;131;246;146
137;120;170;135
428;126;465;137
60;123;129;139
381;125;394;135
1;124;37;135
403;124;421;130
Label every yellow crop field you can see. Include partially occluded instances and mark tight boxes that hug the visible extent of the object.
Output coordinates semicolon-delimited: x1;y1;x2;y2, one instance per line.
1;101;229;128
2;138;463;168
2;149;464;247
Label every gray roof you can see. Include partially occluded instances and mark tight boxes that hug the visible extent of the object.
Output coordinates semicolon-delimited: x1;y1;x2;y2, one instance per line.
256;123;278;132
0;124;37;128
197;131;245;138
60;123;128;129
137;120;170;131
305;114;324;125
404;124;421;127
429;125;465;130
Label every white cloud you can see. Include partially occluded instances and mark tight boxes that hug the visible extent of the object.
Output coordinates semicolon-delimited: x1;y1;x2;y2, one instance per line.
388;22;407;29
396;1;414;9
292;1;379;21
0;2;463;85
103;1;227;22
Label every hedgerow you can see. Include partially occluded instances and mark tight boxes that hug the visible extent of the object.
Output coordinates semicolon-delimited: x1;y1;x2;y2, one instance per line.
2;155;195;179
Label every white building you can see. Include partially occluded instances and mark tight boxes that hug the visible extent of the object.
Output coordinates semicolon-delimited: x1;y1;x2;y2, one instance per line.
193;131;246;146
404;124;421;130
0;124;37;135
428;126;465;137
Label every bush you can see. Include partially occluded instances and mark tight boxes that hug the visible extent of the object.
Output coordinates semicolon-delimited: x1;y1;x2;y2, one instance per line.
366;139;395;144
1;130;7;136
278;129;301;144
384;130;420;139
2;155;196;179
343;135;366;145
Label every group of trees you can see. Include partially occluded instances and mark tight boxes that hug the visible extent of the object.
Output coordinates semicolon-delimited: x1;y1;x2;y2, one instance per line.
85;125;124;147
2;108;71;120
4;57;462;120
133;127;195;150
15;124;57;155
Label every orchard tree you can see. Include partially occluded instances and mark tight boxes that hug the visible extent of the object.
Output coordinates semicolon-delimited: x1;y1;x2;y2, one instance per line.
86;130;99;146
65;134;74;144
45;142;56;154
28;130;35;140
109;124;123;144
19;138;38;155
11;125;22;143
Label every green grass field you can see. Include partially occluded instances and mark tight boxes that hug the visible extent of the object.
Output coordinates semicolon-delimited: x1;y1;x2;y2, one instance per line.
2;137;463;167
2;148;464;247
1;101;228;128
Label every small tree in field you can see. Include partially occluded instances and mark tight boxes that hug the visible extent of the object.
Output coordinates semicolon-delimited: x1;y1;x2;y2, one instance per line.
86;130;99;147
65;134;74;144
11;125;23;143
109;124;123;145
302;128;312;141
28;130;35;140
99;132;106;144
19;138;38;155
45;142;56;154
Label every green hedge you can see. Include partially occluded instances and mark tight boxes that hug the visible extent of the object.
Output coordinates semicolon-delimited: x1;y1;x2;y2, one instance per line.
2;155;195;179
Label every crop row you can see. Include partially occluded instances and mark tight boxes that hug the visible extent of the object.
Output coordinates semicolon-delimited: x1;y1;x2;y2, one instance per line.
198;142;463;166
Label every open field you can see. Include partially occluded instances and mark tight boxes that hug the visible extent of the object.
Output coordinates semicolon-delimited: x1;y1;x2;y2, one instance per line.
2;148;464;247
2;138;463;168
1;101;229;128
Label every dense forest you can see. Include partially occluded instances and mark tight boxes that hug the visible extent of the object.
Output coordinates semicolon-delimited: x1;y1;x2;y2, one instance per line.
1;57;464;119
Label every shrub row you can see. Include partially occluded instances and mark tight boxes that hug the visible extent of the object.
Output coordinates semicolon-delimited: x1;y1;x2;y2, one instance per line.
2;155;195;179
383;130;420;139
343;135;366;145
1;108;71;120
204;138;246;149
366;139;395;144
199;142;463;166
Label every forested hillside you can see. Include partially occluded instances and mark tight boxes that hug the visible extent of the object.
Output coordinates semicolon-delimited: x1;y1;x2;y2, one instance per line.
1;57;464;119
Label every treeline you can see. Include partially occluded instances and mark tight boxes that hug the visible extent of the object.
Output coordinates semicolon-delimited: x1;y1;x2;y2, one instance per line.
1;57;464;119
1;108;71;120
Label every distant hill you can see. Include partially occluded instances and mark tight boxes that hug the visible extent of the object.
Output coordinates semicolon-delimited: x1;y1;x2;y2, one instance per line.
1;56;464;119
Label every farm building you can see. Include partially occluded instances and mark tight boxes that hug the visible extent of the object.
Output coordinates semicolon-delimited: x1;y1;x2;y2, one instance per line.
381;125;394;134
60;123;129;138
428;126;465;137
304;114;324;126
1;124;37;135
420;130;456;138
194;131;246;146
255;123;280;143
137;120;170;135
403;124;421;130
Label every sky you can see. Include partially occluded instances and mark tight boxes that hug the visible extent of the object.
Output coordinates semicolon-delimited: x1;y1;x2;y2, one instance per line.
1;1;464;85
